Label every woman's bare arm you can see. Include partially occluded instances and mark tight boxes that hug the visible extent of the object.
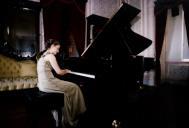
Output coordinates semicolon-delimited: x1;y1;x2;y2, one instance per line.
46;54;71;75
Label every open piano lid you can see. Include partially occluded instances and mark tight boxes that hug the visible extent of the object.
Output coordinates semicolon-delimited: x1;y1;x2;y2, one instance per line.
81;3;152;59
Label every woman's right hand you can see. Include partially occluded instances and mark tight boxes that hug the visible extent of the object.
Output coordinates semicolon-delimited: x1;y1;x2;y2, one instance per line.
59;69;71;75
64;69;71;74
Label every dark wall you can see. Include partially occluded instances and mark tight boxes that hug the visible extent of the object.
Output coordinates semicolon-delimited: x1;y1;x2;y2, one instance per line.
41;0;86;57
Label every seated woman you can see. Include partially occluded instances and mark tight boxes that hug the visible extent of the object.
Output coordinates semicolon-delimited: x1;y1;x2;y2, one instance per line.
37;39;86;128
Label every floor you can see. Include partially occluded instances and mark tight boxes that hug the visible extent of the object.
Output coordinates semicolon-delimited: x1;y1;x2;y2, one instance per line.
0;83;187;128
79;83;181;128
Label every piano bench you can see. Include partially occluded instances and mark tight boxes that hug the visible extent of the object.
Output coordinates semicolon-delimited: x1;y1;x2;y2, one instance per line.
26;88;64;128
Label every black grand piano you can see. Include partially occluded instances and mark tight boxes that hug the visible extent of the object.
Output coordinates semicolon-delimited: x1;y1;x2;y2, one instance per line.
60;3;152;128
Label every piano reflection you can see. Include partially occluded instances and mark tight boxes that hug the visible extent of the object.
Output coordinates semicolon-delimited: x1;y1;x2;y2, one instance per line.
61;3;152;128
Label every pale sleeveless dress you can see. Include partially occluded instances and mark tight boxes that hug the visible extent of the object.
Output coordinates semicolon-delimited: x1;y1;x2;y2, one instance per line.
37;52;86;128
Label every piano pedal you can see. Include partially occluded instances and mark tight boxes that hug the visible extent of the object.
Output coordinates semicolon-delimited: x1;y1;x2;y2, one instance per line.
112;120;121;128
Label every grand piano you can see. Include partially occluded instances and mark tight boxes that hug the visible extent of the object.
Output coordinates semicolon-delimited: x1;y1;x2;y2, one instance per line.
60;3;152;128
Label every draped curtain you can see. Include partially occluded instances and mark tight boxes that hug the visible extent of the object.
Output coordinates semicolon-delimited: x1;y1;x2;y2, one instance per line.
154;0;189;85
40;0;87;55
183;0;189;46
154;2;168;86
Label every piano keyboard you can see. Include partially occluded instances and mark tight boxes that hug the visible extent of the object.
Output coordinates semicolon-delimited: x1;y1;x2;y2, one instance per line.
68;71;95;79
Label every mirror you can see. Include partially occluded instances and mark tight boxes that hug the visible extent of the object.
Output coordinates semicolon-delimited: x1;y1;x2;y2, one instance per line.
0;1;40;60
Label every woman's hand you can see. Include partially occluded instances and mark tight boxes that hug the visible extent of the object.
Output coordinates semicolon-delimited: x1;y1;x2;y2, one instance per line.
57;69;71;76
64;69;71;74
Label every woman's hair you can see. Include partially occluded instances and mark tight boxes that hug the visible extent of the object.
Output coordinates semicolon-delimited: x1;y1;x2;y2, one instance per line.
36;39;60;61
46;39;60;49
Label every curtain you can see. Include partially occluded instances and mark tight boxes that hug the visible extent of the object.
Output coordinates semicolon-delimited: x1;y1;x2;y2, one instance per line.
39;9;45;51
40;0;86;55
183;0;189;47
69;2;86;55
154;2;168;86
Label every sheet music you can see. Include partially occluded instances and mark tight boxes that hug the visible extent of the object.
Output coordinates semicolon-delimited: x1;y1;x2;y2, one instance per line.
68;71;95;79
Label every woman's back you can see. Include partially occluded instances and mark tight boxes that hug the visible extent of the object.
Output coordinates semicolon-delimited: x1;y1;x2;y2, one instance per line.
37;53;55;88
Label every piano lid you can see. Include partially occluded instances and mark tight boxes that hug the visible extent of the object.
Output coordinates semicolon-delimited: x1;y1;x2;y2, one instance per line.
81;3;152;59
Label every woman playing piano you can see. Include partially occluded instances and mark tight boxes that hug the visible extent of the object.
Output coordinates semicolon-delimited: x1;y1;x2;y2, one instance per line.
37;39;86;128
